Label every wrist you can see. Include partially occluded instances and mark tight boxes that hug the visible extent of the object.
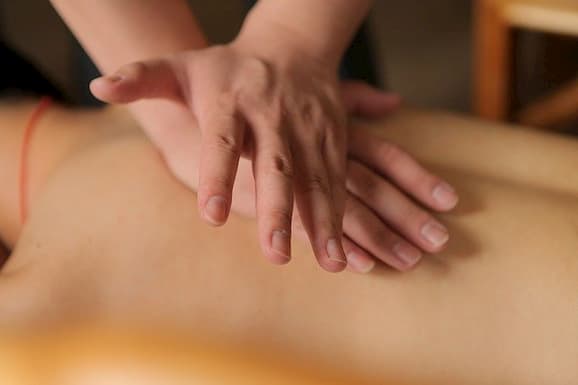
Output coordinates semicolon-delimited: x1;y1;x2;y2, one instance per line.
235;7;343;72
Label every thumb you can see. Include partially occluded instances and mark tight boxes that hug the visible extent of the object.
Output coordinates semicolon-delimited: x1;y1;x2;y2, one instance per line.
340;80;402;118
90;59;184;104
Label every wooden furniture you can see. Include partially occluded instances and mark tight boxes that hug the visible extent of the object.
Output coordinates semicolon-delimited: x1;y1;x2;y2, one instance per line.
474;0;578;126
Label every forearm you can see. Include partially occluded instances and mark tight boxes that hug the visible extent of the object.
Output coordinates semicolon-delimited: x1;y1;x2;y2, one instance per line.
50;0;208;73
50;0;210;161
238;0;374;67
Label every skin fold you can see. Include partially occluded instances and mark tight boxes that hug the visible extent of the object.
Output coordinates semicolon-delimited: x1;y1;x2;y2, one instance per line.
0;103;576;385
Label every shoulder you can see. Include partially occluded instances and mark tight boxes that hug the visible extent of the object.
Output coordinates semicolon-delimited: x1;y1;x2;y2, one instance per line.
0;101;140;246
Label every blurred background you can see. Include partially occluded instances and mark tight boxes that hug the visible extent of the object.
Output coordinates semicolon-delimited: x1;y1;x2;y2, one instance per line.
0;0;576;132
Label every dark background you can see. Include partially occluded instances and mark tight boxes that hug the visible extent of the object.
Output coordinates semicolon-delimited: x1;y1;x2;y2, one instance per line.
0;0;575;123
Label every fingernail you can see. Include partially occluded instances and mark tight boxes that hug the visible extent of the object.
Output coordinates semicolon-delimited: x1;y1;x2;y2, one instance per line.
204;195;228;225
346;251;375;273
107;74;124;83
326;238;347;264
271;230;291;261
432;182;458;209
421;221;449;248
393;242;422;267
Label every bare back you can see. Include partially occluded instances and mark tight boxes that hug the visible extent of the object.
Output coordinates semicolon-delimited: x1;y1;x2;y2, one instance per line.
0;104;576;385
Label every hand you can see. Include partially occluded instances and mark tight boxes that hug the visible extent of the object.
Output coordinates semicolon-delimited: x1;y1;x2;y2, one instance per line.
230;81;458;273
91;41;349;272
92;67;458;273
302;82;459;272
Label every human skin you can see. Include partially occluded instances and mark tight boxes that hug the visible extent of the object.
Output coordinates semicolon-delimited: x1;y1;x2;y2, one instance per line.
89;0;376;267
90;81;458;272
0;103;576;384
51;0;459;270
1;84;458;275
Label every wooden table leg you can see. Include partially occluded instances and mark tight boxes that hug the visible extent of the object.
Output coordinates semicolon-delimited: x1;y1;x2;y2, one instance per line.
474;0;512;120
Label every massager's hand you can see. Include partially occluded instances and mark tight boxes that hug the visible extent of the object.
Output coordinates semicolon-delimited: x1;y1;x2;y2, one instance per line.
309;83;458;272
91;60;458;274
91;42;348;272
234;82;458;273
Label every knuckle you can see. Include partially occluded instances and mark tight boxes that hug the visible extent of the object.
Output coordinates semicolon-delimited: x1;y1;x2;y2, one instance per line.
333;168;347;186
410;174;437;193
366;226;389;248
419;174;442;190
267;207;293;227
359;172;378;194
298;99;324;127
215;91;237;111
379;143;406;166
402;165;438;193
122;61;147;79
330;177;346;199
301;101;315;123
241;57;273;94
344;196;365;219
252;105;284;132
299;174;330;196
270;153;294;179
210;132;242;155
350;163;377;193
324;98;347;128
406;208;432;229
202;173;234;191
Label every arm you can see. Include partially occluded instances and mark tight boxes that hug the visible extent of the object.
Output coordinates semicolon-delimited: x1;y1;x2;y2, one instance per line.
51;0;457;272
48;1;210;212
49;0;207;72
238;0;374;68
81;0;389;272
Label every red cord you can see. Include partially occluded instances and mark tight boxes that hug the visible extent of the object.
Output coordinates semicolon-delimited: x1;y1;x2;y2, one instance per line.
18;97;52;225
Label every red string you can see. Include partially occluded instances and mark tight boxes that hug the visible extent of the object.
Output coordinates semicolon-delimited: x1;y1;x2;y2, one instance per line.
18;97;52;225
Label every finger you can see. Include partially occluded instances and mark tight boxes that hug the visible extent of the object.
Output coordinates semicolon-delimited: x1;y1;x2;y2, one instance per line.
343;195;422;271
251;122;295;264
342;237;376;274
90;60;183;104
347;160;449;253
323;121;348;236
350;131;459;211
293;139;347;273
197;104;244;226
340;81;401;118
292;205;371;273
